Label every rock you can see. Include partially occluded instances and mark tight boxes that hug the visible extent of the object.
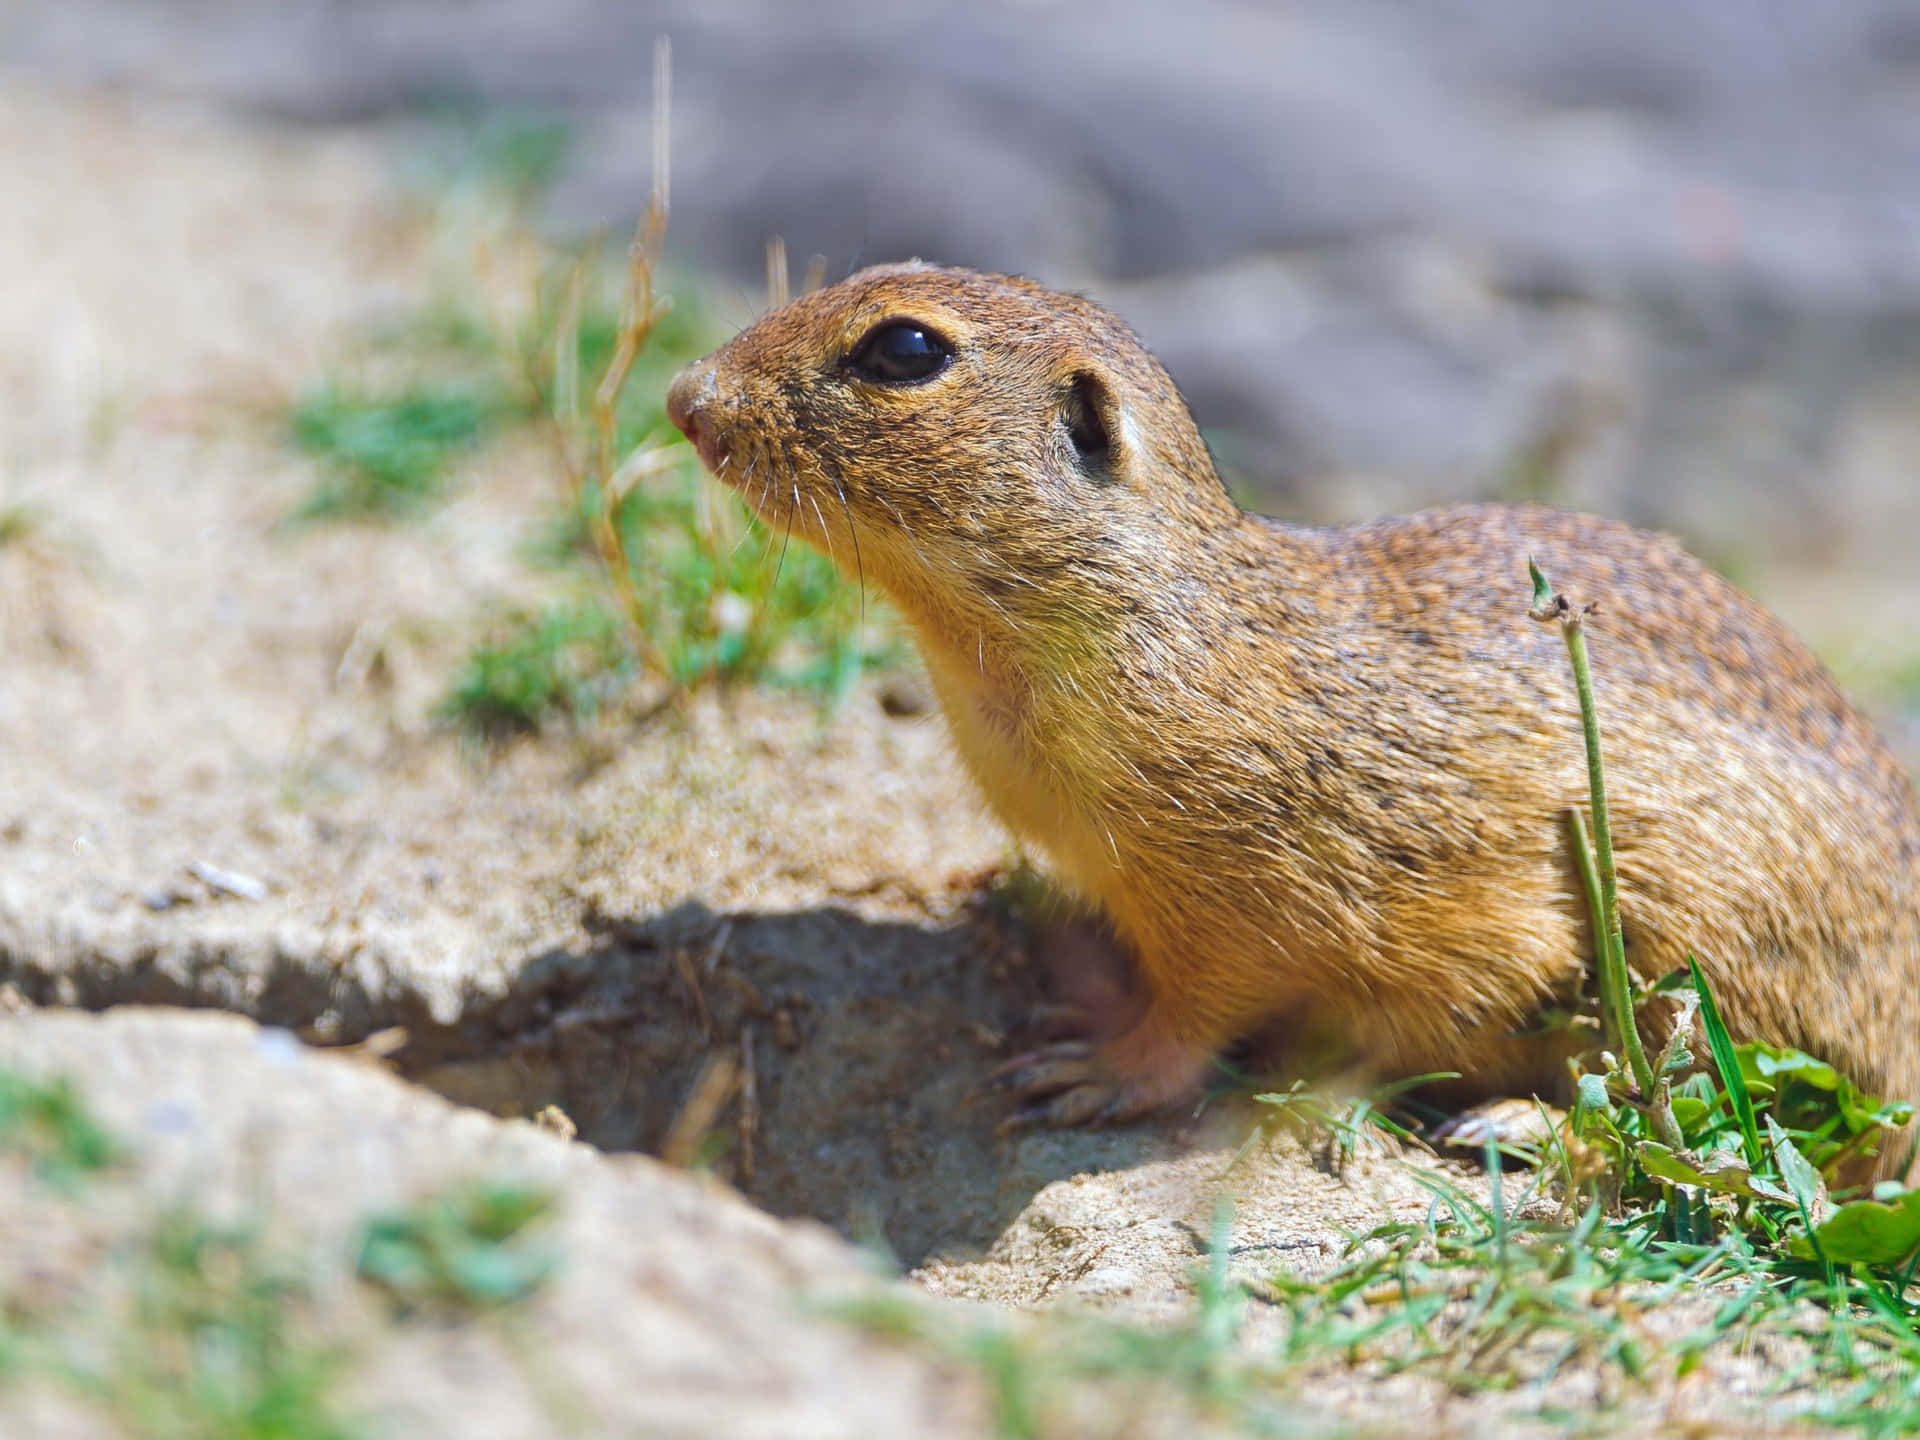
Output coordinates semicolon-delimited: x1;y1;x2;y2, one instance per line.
0;1007;987;1439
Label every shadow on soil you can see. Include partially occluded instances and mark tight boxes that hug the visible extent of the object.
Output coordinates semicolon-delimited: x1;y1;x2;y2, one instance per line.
0;891;1175;1265
396;899;1174;1268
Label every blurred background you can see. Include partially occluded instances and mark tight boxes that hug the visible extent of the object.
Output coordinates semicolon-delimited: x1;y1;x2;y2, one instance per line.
5;0;1919;723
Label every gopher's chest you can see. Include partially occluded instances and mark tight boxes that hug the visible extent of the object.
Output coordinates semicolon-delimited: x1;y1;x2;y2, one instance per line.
923;651;1135;903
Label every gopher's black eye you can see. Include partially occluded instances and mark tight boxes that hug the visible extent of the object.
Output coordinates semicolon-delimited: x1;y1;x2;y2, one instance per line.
844;321;952;384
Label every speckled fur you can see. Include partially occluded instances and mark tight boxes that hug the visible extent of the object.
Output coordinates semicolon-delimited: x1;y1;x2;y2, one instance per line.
668;263;1920;1177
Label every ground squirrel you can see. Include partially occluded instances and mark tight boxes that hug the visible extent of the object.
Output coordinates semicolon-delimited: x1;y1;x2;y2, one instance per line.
666;262;1920;1177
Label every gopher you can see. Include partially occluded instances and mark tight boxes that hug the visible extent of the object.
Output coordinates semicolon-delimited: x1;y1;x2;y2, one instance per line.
666;262;1920;1176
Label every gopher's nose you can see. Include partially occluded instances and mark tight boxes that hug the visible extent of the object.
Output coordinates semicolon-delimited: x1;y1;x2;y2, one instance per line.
666;362;714;440
667;361;726;473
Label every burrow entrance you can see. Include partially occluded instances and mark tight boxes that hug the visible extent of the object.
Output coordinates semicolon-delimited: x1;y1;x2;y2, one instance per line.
3;893;1173;1267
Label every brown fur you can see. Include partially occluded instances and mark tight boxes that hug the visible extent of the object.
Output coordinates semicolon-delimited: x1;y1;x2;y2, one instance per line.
667;263;1920;1177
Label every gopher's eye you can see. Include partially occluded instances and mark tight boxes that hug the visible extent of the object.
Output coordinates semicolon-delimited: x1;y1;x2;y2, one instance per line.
844;321;952;385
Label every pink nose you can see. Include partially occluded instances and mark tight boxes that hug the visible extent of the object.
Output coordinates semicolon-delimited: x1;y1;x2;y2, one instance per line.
665;362;711;438
666;361;724;472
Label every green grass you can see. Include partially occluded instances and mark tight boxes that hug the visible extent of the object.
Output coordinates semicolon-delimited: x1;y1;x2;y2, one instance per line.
838;1087;1920;1436
288;381;498;521
355;1181;560;1317
0;1068;360;1438
0;1070;574;1436
93;1211;360;1440
437;465;902;741
1261;1121;1920;1429
421;258;902;737
609;468;904;693
1270;1161;1749;1389
0;499;43;549
827;1204;1295;1439
436;600;632;737
0;1069;118;1189
282;193;904;733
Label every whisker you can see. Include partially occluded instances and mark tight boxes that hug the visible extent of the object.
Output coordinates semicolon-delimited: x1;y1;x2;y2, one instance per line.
723;513;764;565
717;449;764;563
873;493;934;576
772;480;797;587
827;465;867;625
753;505;781;567
730;441;773;577
807;491;837;570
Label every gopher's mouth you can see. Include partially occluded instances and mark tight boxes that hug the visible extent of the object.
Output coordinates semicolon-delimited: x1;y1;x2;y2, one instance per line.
663;372;834;540
664;365;736;478
677;414;731;477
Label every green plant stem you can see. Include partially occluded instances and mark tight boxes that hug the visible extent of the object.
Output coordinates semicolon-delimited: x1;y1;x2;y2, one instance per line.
1568;811;1627;1073
1531;562;1657;1102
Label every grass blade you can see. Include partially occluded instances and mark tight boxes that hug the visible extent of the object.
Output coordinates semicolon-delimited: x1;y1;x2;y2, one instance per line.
1690;955;1762;1169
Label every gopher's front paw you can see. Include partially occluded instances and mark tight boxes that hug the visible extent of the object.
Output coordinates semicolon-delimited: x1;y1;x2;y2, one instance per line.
985;1012;1210;1134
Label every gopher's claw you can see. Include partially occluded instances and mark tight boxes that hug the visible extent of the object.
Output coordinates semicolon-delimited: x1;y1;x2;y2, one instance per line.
987;1039;1168;1135
1001;1083;1123;1133
987;1042;1095;1093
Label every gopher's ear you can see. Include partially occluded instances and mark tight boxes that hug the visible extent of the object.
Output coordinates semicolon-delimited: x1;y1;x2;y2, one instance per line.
1061;369;1125;484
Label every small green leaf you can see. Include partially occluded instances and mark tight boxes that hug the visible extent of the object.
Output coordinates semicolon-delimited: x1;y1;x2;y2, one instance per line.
1636;1142;1710;1187
354;1181;560;1316
1668;1096;1711;1131
1794;1188;1920;1266
1837;1088;1911;1135
1746;1175;1796;1206
1767;1115;1827;1223
1647;967;1696;996
1637;1142;1762;1198
448;1244;555;1305
1749;1046;1842;1090
1528;557;1553;611
1690;957;1761;1170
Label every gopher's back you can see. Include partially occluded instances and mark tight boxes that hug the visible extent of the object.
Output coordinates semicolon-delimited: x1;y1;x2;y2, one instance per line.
1260;503;1920;1117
